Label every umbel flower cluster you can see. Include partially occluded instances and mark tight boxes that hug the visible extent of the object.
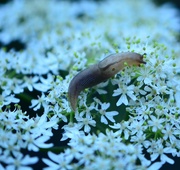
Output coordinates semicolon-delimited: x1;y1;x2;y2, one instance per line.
0;0;180;169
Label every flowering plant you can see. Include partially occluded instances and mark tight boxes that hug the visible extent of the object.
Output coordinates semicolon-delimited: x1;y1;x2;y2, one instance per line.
0;0;180;169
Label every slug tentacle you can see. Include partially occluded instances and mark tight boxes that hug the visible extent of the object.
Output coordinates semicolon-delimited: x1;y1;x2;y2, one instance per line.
68;52;146;111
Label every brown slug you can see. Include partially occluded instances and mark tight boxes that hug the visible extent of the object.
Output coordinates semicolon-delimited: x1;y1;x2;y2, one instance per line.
68;52;146;111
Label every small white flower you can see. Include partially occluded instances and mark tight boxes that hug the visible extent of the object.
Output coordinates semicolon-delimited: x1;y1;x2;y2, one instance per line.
128;119;147;135
113;83;136;106
146;139;175;164
130;131;146;144
22;76;39;91
29;93;47;111
2;77;24;95
75;112;96;133
61;123;84;143
161;123;177;143
22;131;53;152
43;152;72;170
5;152;38;170
94;100;118;124
137;67;153;85
0;91;20;106
52;103;67;122
148;115;165;132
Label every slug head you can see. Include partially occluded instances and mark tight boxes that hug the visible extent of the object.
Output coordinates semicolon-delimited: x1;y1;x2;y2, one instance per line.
98;52;146;78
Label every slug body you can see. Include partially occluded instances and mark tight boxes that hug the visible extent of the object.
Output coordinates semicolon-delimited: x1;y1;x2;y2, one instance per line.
68;52;146;111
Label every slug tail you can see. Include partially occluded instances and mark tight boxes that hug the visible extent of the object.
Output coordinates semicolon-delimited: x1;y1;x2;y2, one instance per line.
68;76;83;111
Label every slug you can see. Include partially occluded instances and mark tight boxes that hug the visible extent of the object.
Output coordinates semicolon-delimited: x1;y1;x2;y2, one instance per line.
68;52;146;111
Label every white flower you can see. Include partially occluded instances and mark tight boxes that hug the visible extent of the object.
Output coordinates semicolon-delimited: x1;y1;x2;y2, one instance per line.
145;139;175;164
75;112;96;133
61;124;80;141
2;77;24;95
137;67;153;85
161;123;177;144
5;152;38;170
119;121;130;140
113;83;136;106
130;131;146;144
51;103;67;122
43;152;73;170
33;74;53;92
94;99;118;124
128;119;147;135
22;131;53;152
29;93;47;111
87;157;112;170
22;76;39;91
147;115;165;132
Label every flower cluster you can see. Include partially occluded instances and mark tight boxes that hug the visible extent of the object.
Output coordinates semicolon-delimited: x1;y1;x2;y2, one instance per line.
0;0;180;169
43;129;164;170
